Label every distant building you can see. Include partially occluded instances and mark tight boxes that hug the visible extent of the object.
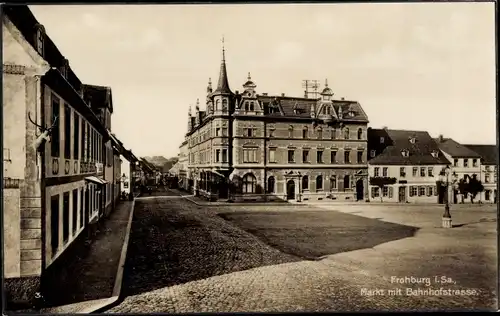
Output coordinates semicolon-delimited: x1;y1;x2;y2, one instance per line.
367;128;450;203
463;144;498;203
183;44;370;202
434;136;482;203
177;140;189;190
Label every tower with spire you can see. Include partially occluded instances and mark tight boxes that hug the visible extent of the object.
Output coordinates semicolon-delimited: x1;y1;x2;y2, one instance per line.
187;105;192;132
212;37;234;115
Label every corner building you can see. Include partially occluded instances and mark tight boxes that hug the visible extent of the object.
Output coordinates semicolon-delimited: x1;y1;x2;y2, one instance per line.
185;47;369;202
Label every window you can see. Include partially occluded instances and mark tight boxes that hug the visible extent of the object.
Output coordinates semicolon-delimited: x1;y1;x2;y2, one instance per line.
412;167;418;177
215;149;221;162
302;126;308;139
419;187;426;196
269;148;276;163
243;173;256;193
317;150;323;163
317;127;322;139
74;114;80;160
464;159;469;167
72;189;78;235
410;186;417;197
244;102;249;111
63;192;69;243
302;176;309;191
64;103;71;159
222;127;228;136
344;151;350;163
330;175;337;190
485;174;490;183
382;187;388;197
453;158;458;167
370;150;376;158
35;26;44;56
269;128;275;137
389;187;393;198
409;137;416;144
382;167;388;177
428;167;434;177
249;102;255;111
380;137;385;144
51;195;59;255
316;175;323;191
247;128;253;137
344;175;350;189
427;186;434;196
401;150;409;157
222;99;228;111
288;125;294;138
357;151;363;163
243;148;258;163
371;187;380;197
420;167;426;177
400;167;406;177
331;128;336;139
344;128;350;139
216;128;221;136
51;94;60;157
302;150;309;163
288;150;295;163
374;167;380;177
331;150;337;163
357;128;363;140
267;176;275;193
473;159;478;167
81;121;86;162
222;149;227;162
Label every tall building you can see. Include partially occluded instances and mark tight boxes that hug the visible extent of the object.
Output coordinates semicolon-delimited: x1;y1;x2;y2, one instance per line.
184;44;370;202
367;128;451;203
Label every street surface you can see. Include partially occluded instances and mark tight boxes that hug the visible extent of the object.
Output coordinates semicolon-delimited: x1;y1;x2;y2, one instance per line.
109;189;497;312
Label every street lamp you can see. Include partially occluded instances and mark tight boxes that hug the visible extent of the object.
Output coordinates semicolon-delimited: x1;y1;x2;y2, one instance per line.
439;166;454;228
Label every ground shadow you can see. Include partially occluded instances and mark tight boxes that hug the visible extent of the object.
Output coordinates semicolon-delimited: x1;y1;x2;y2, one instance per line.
121;199;302;297
218;207;419;260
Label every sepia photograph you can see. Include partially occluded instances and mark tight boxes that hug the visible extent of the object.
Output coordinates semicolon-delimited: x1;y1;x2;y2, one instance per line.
1;2;497;313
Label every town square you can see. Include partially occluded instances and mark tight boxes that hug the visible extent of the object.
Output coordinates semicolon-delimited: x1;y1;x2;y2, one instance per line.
1;2;497;313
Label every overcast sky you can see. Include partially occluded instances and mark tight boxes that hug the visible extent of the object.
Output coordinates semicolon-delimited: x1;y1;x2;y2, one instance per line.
29;3;496;158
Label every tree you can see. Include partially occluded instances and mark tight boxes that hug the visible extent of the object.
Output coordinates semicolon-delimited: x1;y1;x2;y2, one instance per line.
369;177;397;202
457;178;468;204
466;175;484;204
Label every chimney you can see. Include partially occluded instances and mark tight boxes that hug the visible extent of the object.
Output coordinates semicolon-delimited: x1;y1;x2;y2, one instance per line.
341;97;345;100
438;134;444;142
281;93;285;97
235;90;239;95
262;93;268;96
304;91;308;98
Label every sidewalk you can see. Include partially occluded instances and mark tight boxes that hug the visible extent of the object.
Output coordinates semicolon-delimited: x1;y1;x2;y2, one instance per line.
40;200;135;313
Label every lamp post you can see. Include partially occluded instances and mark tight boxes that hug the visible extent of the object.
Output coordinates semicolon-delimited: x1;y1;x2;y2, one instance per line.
439;166;453;228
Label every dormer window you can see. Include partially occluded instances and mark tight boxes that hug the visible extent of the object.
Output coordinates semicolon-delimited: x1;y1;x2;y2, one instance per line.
249;102;255;111
60;59;69;78
380;137;385;144
348;111;355;117
431;150;439;158
222;99;228;111
409;137;416;144
34;24;45;56
401;149;410;157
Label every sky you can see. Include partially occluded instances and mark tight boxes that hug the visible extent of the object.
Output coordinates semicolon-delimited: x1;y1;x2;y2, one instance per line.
29;3;496;158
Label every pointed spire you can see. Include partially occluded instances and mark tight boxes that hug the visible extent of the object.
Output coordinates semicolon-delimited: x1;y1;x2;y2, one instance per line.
325;78;328;87
213;37;232;95
195;98;200;110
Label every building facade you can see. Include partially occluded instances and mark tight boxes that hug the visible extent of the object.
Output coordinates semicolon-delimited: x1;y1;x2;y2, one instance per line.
177;140;189;190
367;128;451;203
463;144;498;203
435;137;483;204
184;46;369;202
2;6;133;307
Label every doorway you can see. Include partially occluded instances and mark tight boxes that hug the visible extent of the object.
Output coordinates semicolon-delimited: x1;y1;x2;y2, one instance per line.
286;180;295;200
356;179;364;201
398;186;406;203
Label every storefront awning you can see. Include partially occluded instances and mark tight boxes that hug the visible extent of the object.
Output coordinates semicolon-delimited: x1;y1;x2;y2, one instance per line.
85;176;108;185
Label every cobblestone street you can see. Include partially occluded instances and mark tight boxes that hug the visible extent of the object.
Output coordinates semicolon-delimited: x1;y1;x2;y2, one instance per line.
109;195;497;312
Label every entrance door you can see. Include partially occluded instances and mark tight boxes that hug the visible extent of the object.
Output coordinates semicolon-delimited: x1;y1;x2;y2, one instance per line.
356;179;364;201
286;180;295;200
398;186;406;203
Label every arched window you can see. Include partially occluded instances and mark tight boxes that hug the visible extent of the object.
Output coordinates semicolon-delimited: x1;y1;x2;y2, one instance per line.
215;100;221;111
344;127;350;140
357;128;363;140
331;127;336;139
288;125;294;138
244;102;249;111
267;176;275;193
322;107;327;115
243;173;257;194
249;102;255;111
302;175;309;191
317;127;322;139
302;126;308;139
326;107;331;115
222;99;228;111
344;175;350;189
316;175;323;191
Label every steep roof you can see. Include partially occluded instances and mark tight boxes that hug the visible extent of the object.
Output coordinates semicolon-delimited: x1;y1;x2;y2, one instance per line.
369;129;451;165
434;138;482;158
463;144;498;165
212;48;232;95
82;84;113;113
